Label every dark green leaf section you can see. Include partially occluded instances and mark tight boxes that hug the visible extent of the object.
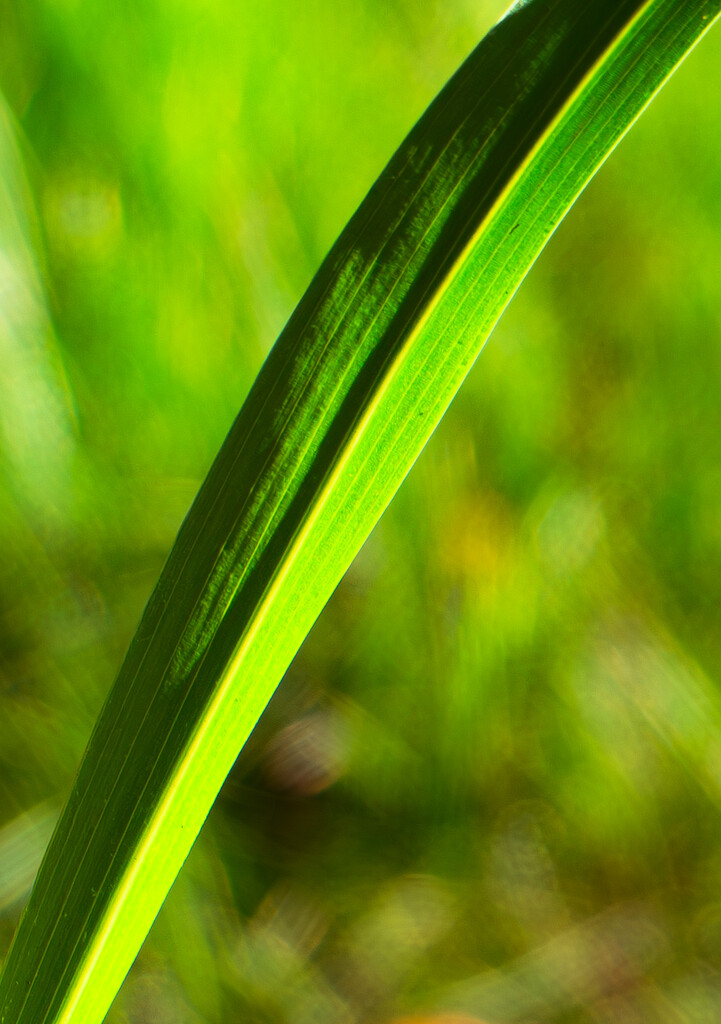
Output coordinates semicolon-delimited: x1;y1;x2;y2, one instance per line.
1;2;719;1023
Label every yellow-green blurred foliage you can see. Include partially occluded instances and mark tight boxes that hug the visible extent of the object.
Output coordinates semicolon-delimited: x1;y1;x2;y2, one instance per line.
2;1;721;1021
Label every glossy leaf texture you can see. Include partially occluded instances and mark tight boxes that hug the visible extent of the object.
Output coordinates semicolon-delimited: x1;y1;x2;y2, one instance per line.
1;1;719;1022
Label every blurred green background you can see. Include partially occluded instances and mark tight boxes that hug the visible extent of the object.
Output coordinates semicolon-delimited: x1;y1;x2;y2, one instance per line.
2;1;721;1021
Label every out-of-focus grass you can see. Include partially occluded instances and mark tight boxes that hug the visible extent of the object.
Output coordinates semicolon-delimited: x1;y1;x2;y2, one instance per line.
2;1;721;1022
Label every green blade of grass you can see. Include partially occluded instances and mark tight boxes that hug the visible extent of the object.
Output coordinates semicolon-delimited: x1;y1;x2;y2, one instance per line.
1;1;718;1021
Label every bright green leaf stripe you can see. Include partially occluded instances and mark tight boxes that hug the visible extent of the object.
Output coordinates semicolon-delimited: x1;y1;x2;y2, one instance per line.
1;2;718;1022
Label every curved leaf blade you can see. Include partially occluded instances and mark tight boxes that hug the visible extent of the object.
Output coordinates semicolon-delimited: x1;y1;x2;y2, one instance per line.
1;1;719;1022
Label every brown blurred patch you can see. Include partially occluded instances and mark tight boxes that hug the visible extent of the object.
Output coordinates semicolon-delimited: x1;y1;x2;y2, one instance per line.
390;1015;487;1024
264;707;349;796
